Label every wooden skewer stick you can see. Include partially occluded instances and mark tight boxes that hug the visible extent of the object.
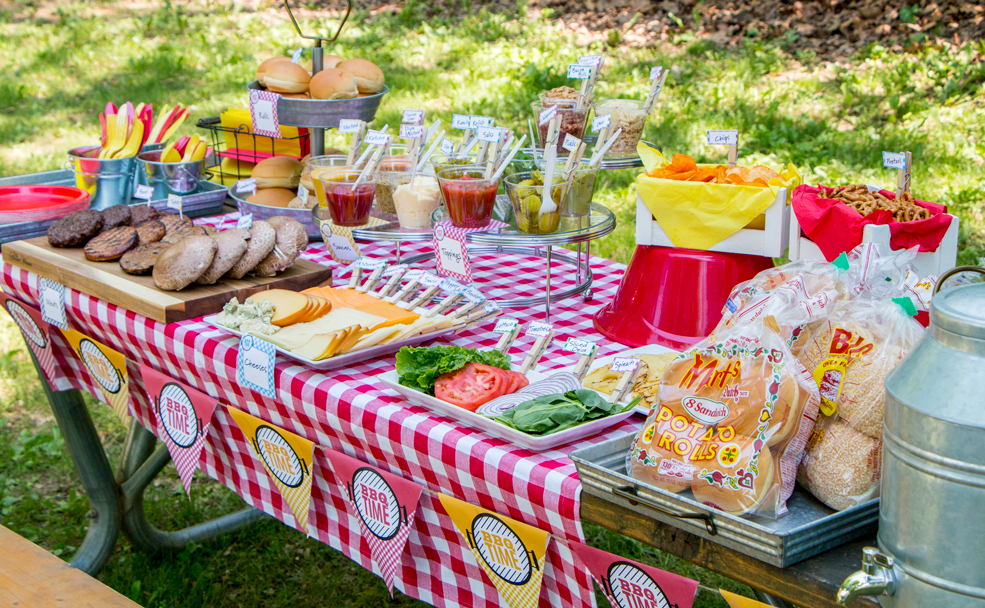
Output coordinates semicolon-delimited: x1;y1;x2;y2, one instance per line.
727;141;739;171
387;274;420;304
347;121;367;166
896;151;913;198
424;292;463;318
644;69;669;114
519;328;556;374
610;362;643;405
405;284;441;310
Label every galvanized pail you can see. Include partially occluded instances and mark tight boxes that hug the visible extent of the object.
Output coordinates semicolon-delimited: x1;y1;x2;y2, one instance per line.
137;150;205;199
68;145;138;211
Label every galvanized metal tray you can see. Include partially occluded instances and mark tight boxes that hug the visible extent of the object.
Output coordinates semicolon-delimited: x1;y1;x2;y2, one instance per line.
247;82;388;129
570;434;879;567
0;169;229;244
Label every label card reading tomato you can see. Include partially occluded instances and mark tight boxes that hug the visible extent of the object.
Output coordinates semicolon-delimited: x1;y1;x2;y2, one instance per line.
432;223;472;283
592;115;611;132
248;89;280;138
237;213;253;229
706;130;739;146
883;151;907;169
236;334;276;398
564;337;598;356
539;106;557;126
451;114;470;129
133;184;154;201
610;357;641;373
364;130;391;146
493;318;519;333
562;133;581;152
338;119;363;134
400;124;425;139
38;277;68;330
527;321;553;338
402;109;425;124
467;115;493;129
567;64;593;79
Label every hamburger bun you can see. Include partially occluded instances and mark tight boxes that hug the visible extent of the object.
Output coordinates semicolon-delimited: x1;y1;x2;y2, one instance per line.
264;61;311;94
336;58;384;94
800;419;881;510
246;188;296;208
153;235;218;291
252;156;303;189
257;56;292;86
322;54;345;69
309;68;358;100
628;422;693;494
281;92;311;99
691;436;775;515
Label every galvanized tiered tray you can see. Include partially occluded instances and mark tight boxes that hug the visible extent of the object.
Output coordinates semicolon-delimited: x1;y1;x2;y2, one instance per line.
570;434;879;567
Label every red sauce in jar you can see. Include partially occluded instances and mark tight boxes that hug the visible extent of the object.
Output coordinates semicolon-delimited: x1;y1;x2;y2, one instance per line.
440;176;497;228
324;182;375;226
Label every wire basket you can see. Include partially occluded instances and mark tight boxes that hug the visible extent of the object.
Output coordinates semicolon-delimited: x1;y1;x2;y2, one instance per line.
195;116;311;186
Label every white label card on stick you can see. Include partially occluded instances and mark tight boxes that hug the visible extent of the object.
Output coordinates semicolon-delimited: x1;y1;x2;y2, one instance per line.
883;151;907;169
38;277;68;330
527;321;553;338
451;114;470;129
400;124;425;139
493;318;519;333
650;65;664;81
297;184;309;202
235;178;257;194
611;357;641;373
338;119;362;134
236;334;276;399
578;55;603;66
364;130;391;146
403;269;423;282
482;301;500;315
440;278;465;294
383;264;408;277
133;184;154;201
477;126;503;143
592;115;611;132
467;116;493;129
562;133;581;152
462;286;485;304
706;130;739;146
167;194;182;212
237;213;253;229
418;272;443;288
538;106;557;126
564;338;597;356
440;138;455;155
402;109;425;124
249;90;280;138
567;64;593;79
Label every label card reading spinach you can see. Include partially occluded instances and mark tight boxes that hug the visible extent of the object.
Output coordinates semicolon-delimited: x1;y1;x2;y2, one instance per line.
610;357;641;373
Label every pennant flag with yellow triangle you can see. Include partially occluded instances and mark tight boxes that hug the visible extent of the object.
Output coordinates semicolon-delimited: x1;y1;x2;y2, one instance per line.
59;327;130;421
227;406;314;533
437;494;551;608
0;293;56;385
721;589;776;608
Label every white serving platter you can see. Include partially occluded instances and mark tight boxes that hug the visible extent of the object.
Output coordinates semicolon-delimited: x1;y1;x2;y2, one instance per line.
205;314;459;370
374;369;636;450
561;343;683;415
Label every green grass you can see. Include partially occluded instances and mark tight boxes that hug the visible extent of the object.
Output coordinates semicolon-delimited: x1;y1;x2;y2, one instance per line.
1;1;983;606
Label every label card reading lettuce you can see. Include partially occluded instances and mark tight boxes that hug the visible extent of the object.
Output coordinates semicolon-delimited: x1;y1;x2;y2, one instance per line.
451;114;470;130
462;286;486;304
883;151;907;169
706;130;739;146
564;337;598;356
400;124;425;139
467;115;493;129
578;54;603;66
338;119;362;134
539;106;557;126
39;277;68;330
134;184;154;201
527;321;553;338
493;318;519;333
440;138;455;155
364;130;391;146
402;109;425;124
610;357;641;373
650;65;664;81
567;64;593;79
237;213;253;229
562;133;581;152
236;334;276;398
236;178;257;195
477;126;503;143
592;115;612;132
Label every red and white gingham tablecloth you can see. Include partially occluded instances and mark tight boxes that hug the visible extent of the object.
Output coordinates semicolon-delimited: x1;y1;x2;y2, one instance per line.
1;212;645;608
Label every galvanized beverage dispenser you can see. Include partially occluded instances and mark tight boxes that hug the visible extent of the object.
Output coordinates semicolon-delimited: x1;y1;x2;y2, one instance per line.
839;269;985;607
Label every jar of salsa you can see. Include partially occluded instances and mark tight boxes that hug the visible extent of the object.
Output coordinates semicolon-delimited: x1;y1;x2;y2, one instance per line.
318;169;377;227
436;167;498;229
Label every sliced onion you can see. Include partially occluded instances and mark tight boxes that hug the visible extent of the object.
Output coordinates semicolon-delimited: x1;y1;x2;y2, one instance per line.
477;373;582;418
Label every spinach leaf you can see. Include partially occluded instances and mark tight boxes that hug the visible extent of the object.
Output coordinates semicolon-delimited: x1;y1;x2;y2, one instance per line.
495;391;640;436
395;345;510;395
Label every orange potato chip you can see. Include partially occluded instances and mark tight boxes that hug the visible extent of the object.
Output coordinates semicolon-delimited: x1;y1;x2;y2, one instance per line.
726;166;750;181
748;166;780;183
747;178;770;188
668;154;697;173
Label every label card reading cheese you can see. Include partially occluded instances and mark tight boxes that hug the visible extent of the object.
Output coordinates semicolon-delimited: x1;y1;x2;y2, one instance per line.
237;213;253;229
39;277;68;330
402;109;425;124
440;138;455;155
592;115;611;132
610;357;641;373
650;65;664;81
236;334;276;399
539;106;557;126
338;119;363;134
493;318;519;333
249;89;280;138
133;184;154;201
564;337;598;356
400;124;425;139
562;133;581;152
883;151;907;169
462;286;486;304
706;130;739;146
567;64;593;79
468;115;493;129
527;321;553;338
236;178;257;194
477;126;503;143
451;114;470;129
364;130;391;146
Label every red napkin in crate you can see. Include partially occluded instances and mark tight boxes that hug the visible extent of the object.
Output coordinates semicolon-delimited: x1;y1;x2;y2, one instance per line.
792;184;951;261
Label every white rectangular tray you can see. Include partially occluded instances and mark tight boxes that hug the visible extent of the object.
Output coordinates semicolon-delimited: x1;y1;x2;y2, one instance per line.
561;343;683;415
204;314;459;370
375;369;636;450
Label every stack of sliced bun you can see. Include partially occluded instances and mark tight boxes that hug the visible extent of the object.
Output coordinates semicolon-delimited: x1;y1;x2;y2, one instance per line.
254;55;384;100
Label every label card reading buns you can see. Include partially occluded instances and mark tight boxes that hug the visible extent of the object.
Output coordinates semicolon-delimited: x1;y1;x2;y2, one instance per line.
592;115;611;132
451;114;470;130
402;109;425;124
338;119;363;134
39;277;68;330
237;213;253;229
236;334;276;399
567;64;593;79
249;90;281;138
134;184;154;201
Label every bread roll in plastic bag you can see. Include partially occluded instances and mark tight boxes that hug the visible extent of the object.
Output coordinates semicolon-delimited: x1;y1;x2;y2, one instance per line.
628;319;820;518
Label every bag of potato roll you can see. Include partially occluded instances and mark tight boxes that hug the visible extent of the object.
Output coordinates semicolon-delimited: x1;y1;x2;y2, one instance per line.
627;319;820;518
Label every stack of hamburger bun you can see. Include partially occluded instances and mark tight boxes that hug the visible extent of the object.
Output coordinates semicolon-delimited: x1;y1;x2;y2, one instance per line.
247;154;343;210
255;55;385;100
628;330;820;517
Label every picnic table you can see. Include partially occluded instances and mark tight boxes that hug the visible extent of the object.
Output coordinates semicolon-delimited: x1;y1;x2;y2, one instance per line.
2;210;872;608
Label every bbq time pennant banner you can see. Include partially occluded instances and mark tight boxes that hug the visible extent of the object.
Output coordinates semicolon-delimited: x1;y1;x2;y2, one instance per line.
324;448;424;594
227;406;314;533
438;494;550;608
567;540;699;608
141;365;218;497
0;293;56;385
59;327;130;421
720;589;775;608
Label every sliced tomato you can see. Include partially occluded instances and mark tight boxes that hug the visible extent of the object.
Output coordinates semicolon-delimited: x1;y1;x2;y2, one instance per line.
504;371;529;394
434;362;507;411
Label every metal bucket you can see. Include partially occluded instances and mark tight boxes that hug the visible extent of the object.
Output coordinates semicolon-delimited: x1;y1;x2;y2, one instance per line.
67;146;138;211
137;150;205;199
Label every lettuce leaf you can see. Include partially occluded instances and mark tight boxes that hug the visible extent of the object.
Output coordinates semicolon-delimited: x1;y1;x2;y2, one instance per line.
395;345;511;395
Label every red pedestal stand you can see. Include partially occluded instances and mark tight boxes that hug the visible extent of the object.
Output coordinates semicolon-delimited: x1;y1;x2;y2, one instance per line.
594;245;775;350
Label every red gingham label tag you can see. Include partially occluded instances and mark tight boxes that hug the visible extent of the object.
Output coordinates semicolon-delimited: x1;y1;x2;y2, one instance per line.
249;89;281;138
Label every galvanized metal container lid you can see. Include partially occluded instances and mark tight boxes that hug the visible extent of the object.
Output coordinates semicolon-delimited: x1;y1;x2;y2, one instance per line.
931;283;985;352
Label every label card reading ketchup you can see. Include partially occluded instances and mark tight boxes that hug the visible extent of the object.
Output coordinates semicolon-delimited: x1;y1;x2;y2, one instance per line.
249;89;281;138
236;334;276;398
364;130;391;146
432;223;472;283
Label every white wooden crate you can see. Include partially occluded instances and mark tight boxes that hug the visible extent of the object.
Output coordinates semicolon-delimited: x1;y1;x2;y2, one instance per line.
635;187;789;258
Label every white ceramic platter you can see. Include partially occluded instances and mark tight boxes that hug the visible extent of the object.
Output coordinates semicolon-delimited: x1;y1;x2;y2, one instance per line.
560;343;683;415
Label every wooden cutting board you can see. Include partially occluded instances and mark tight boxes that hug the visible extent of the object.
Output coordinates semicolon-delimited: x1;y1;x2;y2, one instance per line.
2;236;333;324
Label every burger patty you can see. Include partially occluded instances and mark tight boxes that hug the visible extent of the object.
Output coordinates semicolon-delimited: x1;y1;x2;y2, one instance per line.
101;204;132;230
135;219;166;245
160;213;192;234
161;225;207;244
120;242;170;275
130;205;161;226
84;226;137;261
47;210;104;248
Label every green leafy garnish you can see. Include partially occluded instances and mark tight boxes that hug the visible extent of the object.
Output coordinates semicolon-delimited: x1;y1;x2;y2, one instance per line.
495;390;640;435
395;345;511;395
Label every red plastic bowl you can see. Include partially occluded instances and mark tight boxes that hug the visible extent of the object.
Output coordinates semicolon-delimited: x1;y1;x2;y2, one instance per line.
0;185;90;223
594;245;775;350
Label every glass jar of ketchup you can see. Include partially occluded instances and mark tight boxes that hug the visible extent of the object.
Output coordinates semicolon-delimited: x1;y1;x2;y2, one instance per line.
436;167;499;229
319;170;377;227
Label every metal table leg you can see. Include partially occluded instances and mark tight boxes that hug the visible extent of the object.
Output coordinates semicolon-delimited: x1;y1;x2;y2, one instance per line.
754;590;794;607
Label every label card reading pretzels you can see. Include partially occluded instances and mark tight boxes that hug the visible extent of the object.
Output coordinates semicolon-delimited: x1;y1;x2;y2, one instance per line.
611;357;641;373
338;119;363;134
236;334;276;398
451;114;470;129
133;184;154;201
493;318;519;333
706;130;739;146
592;115;611;132
402;109;425;124
527;321;553;338
237;213;253;229
539;106;557;126
567;64;593;79
400;124;425;139
562;133;581;152
564;337;598;356
883;151;907;169
364;130;391;146
39;277;68;330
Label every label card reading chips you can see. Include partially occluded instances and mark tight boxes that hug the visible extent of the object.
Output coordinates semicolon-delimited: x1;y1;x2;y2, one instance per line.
567;64;593;79
883;151;907;169
338;119;363;134
706;130;739;146
592;115;611;132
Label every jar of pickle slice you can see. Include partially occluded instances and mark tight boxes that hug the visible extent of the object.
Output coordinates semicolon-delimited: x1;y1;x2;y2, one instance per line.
504;170;569;234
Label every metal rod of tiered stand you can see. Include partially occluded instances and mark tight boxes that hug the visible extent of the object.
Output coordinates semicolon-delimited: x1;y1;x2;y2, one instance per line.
545;245;553;322
311;46;325;156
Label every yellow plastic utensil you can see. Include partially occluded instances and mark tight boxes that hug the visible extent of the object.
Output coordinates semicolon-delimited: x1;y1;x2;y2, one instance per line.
161;146;182;163
99;113;117;159
101;112;129;159
114;120;144;159
189;140;208;162
181;134;200;162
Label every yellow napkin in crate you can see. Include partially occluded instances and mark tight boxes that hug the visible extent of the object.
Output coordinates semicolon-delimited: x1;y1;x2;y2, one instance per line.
636;143;801;250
